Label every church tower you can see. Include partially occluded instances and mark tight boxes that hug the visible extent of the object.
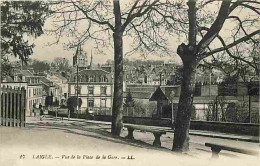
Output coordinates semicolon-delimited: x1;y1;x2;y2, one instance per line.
73;45;88;70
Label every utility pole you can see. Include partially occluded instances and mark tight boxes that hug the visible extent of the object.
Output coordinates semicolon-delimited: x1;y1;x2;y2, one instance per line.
76;45;81;118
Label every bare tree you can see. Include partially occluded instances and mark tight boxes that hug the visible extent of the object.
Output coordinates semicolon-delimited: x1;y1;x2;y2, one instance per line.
52;57;70;72
47;0;259;151
48;0;173;135
157;0;259;151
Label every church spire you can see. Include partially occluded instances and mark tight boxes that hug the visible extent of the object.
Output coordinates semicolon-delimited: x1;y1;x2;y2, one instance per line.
89;49;93;69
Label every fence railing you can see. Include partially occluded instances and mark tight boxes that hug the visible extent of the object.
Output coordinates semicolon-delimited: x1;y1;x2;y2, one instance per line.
0;86;26;127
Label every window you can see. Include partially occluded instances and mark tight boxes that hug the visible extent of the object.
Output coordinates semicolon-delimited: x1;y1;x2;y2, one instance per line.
101;86;107;95
88;99;94;108
88;86;94;95
101;99;106;108
86;75;89;82
75;86;81;95
100;76;104;82
89;75;94;82
100;76;107;82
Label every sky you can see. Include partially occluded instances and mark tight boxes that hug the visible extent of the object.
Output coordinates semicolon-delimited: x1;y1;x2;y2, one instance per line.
27;17;181;65
19;1;184;65
29;33;181;65
11;0;258;66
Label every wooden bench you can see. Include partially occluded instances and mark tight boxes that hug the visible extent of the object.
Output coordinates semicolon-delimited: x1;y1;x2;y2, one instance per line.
124;124;166;147
205;142;259;158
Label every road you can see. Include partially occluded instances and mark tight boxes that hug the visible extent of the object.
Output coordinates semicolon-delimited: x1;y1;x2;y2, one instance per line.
0;117;259;166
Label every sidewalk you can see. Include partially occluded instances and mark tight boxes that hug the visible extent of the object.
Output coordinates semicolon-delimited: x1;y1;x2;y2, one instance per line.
39;116;259;143
1;117;258;166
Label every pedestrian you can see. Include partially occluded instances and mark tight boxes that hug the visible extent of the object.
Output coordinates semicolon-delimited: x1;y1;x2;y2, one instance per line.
39;104;44;121
32;103;36;117
39;103;42;110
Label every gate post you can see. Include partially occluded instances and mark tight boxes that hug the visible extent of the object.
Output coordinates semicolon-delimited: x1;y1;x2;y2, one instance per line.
21;87;25;127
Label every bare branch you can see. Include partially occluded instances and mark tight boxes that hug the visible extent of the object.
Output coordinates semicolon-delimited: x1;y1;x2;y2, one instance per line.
197;0;232;54
204;30;260;58
239;3;260;15
71;0;115;31
227;16;258;44
121;0;159;32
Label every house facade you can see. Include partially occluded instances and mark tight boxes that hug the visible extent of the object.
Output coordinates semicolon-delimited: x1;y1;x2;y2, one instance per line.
2;70;44;116
68;69;113;115
48;74;68;102
26;77;43;115
149;82;259;123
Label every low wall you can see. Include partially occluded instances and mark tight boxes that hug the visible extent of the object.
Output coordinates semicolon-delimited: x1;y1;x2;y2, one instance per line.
93;115;259;136
48;111;94;120
191;120;259;136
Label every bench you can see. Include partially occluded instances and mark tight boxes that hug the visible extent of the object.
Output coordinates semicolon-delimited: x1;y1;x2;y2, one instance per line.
205;142;259;158
124;124;167;147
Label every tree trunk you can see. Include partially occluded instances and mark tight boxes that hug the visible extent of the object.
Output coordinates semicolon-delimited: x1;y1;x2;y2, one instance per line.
172;54;196;152
172;0;198;152
172;44;198;152
111;0;123;136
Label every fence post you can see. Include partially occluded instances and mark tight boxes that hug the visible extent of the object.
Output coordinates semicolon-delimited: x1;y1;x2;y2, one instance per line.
0;92;3;126
10;90;13;127
6;87;9;126
0;87;2;126
14;89;17;127
2;87;6;126
17;88;21;127
21;87;25;127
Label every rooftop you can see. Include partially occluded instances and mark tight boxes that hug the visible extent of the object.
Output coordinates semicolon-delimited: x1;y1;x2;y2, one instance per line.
75;69;110;76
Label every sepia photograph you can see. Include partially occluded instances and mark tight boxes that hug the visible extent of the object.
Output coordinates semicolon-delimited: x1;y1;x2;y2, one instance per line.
0;0;259;166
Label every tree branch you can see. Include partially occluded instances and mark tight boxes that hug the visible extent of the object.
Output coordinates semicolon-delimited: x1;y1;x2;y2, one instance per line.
203;29;260;58
227;16;258;44
240;3;260;15
197;0;232;54
121;0;159;32
71;0;115;31
187;0;197;46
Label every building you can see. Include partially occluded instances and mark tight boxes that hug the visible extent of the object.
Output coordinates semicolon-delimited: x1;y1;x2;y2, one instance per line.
149;82;259;123
18;71;44;116
68;69;113;115
48;74;68;102
73;46;88;70
2;70;44;116
40;76;61;106
123;85;158;117
124;61;176;86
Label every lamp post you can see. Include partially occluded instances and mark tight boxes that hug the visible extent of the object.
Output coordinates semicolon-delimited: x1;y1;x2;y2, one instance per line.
75;45;81;118
169;91;175;129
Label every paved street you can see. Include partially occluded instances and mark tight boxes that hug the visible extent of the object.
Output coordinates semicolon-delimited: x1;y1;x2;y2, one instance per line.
0;117;259;166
